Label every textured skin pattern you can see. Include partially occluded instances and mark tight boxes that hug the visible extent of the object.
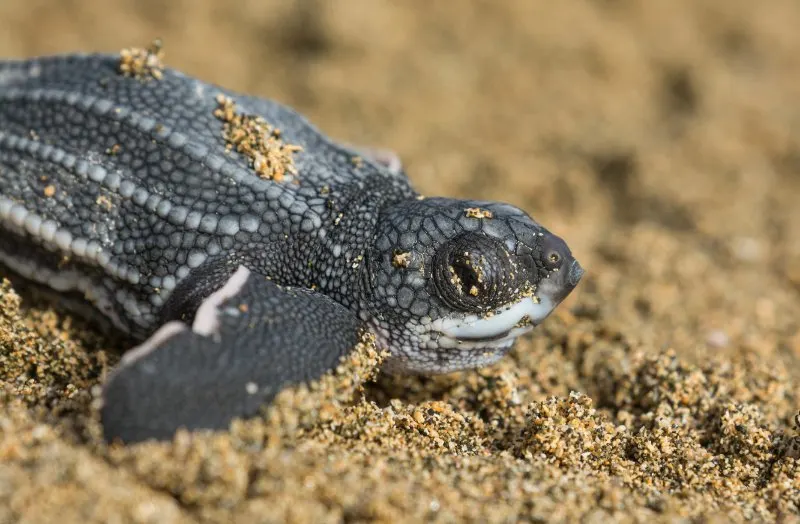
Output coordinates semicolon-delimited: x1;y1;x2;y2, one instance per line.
102;268;362;443
0;53;582;441
0;54;414;339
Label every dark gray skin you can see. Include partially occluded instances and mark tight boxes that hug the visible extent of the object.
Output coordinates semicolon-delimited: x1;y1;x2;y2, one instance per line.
0;54;583;443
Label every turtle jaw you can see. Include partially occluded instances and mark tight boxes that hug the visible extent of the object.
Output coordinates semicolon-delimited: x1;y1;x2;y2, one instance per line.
432;295;554;344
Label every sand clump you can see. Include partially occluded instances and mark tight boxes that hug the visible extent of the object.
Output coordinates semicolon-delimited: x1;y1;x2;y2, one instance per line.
0;279;110;414
118;39;165;81
214;94;303;182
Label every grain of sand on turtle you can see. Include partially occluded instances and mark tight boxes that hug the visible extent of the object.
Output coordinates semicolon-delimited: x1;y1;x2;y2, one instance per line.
2;0;800;522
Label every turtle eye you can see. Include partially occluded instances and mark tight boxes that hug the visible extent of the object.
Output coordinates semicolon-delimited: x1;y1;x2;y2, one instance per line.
449;251;485;298
432;233;515;313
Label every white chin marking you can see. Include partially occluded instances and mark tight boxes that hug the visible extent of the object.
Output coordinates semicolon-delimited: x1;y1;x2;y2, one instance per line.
434;295;555;341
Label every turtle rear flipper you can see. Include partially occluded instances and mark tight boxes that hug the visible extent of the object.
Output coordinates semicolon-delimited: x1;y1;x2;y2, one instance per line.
100;266;364;444
345;144;406;176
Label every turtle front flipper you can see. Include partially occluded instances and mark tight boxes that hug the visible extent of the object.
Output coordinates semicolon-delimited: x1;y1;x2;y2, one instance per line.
100;266;364;444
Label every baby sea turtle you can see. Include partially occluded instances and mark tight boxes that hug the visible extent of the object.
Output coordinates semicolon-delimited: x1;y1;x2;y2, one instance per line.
0;49;583;443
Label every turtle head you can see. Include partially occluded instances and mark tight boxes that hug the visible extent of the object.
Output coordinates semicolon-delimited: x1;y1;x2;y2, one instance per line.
364;197;583;374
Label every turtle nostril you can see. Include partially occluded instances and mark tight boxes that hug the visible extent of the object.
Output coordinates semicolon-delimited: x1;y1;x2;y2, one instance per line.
568;259;584;287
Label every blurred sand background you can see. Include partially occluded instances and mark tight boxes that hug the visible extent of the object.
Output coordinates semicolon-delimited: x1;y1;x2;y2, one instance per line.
1;0;800;522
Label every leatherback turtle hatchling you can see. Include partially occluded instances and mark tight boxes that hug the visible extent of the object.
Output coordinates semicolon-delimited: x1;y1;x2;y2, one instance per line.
0;47;583;443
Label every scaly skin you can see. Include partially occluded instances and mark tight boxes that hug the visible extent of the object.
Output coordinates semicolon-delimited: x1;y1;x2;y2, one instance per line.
0;52;583;379
0;54;412;337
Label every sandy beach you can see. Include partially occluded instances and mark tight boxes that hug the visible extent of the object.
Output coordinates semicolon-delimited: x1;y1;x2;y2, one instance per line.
1;1;799;522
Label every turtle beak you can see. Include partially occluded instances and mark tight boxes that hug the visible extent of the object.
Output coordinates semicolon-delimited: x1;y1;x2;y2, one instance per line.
567;259;584;287
537;255;584;307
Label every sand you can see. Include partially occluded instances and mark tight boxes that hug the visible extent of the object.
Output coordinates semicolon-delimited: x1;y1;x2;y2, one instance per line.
1;0;800;522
